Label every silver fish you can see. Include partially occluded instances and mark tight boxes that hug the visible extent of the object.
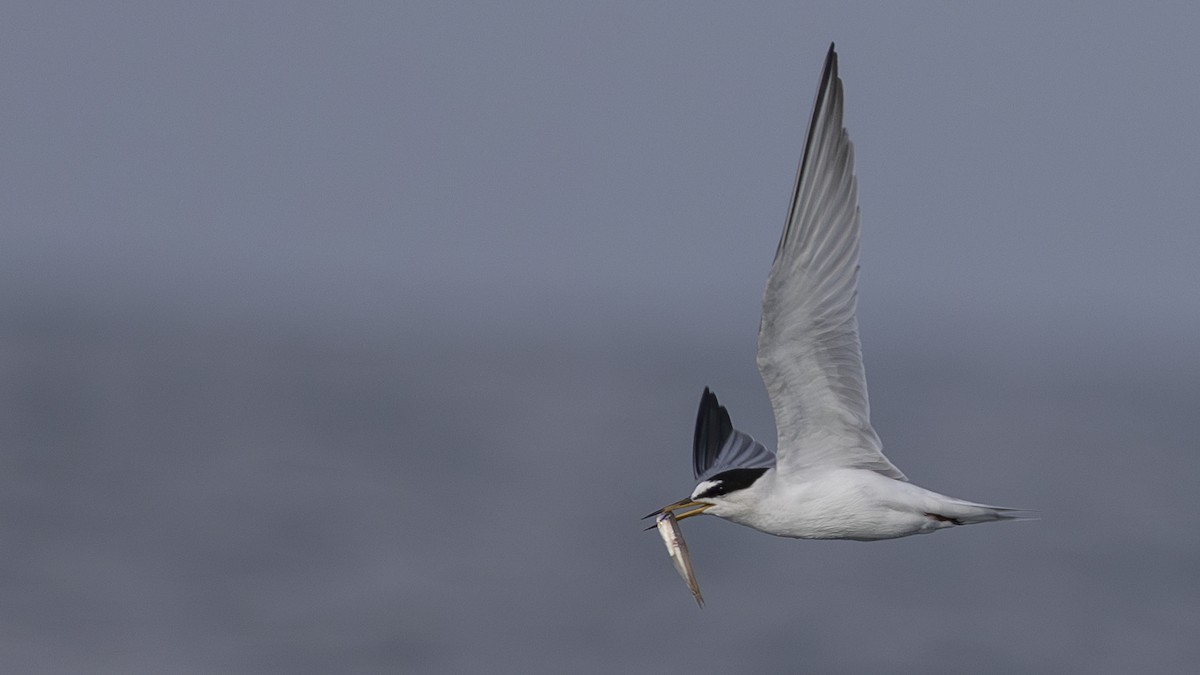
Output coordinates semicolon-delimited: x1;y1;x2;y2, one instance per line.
656;511;704;607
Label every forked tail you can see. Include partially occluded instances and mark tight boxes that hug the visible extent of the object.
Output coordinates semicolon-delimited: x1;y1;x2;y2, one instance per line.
929;499;1037;526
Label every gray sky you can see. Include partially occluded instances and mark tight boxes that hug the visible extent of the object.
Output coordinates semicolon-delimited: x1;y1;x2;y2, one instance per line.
3;3;1198;673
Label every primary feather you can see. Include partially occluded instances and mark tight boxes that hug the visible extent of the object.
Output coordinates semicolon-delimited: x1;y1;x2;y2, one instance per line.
692;388;773;482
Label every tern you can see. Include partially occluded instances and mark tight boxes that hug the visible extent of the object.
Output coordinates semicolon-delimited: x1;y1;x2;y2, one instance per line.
647;44;1025;542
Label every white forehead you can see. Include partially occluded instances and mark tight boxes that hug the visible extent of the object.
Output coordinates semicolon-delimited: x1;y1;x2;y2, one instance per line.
690;479;720;500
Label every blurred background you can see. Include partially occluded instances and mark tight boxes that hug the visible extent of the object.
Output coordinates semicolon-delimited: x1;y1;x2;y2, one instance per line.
3;3;1198;673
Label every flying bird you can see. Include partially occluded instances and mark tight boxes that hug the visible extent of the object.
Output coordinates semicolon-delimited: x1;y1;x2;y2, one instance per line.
647;44;1025;549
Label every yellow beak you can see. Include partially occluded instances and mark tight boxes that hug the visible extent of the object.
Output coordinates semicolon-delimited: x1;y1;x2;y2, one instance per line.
642;498;712;525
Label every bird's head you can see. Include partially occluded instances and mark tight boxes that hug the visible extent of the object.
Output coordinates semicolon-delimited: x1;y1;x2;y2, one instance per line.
645;467;770;522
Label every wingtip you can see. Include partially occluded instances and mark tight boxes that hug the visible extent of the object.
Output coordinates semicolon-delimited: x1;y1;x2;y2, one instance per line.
824;42;839;75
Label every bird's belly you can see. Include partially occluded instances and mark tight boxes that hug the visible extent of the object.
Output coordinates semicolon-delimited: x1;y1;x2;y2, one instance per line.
728;474;945;540
731;507;927;540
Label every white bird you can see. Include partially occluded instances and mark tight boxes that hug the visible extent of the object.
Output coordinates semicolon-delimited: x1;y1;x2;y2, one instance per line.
647;44;1025;544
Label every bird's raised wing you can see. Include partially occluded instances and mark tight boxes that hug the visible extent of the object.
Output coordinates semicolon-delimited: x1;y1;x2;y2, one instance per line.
692;387;774;482
755;44;905;481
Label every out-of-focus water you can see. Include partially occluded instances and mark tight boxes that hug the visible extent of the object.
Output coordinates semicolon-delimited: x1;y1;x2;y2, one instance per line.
2;310;1195;673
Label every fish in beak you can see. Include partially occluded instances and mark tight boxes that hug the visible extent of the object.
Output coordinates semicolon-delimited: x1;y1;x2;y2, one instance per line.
654;510;704;607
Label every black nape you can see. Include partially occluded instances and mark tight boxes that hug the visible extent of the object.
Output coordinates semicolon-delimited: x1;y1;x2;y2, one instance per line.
694;467;769;499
